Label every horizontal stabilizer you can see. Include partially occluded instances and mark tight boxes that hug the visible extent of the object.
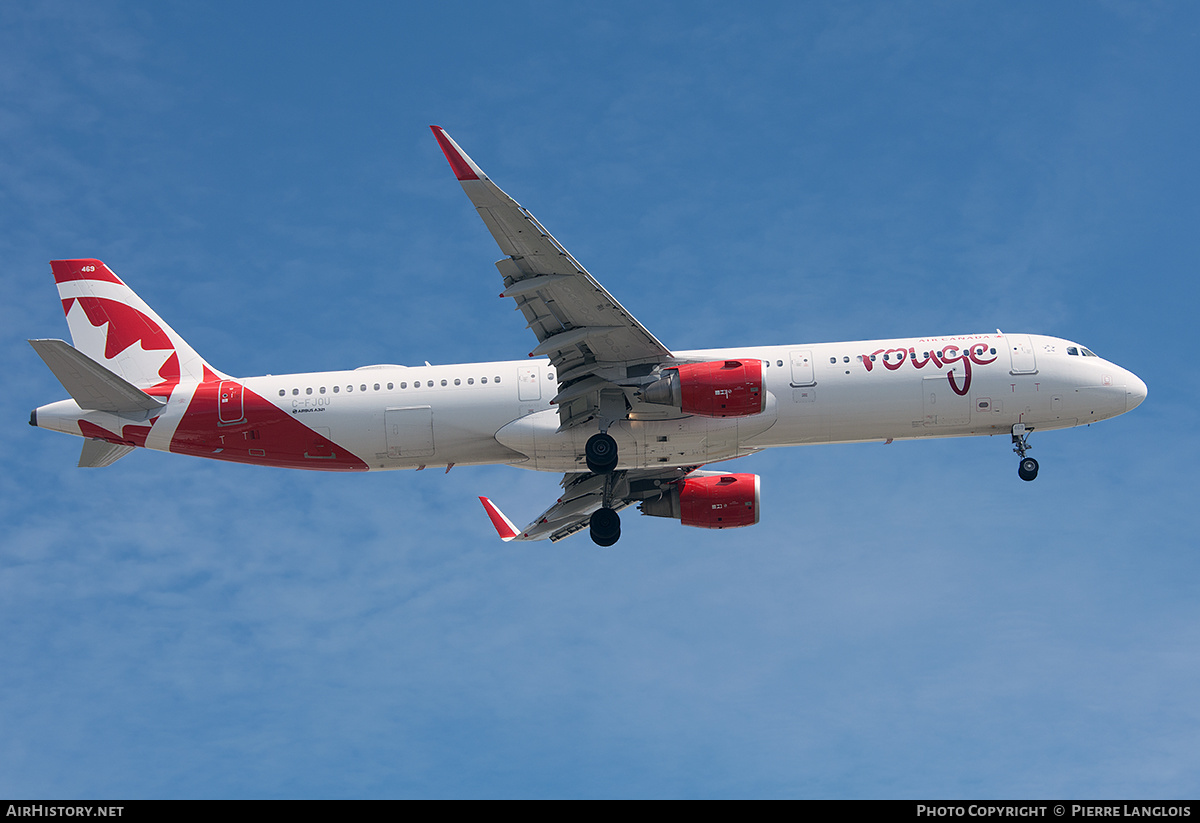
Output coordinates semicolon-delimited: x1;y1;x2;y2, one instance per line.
78;439;135;468
29;339;167;413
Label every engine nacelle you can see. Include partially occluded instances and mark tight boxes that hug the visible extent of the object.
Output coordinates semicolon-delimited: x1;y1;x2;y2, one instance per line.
642;359;765;418
640;473;761;529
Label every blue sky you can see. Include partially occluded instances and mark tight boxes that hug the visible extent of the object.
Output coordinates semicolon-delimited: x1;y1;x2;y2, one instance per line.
3;1;1198;798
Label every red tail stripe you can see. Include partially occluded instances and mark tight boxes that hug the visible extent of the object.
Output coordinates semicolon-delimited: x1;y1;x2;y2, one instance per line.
51;259;124;286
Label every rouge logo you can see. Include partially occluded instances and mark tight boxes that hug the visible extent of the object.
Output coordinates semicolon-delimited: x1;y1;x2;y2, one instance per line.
860;343;998;396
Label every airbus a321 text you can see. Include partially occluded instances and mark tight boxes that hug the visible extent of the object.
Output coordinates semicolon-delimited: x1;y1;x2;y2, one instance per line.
30;126;1147;545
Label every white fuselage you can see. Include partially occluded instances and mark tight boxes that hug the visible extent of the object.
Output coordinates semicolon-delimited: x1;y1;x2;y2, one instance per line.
38;331;1143;475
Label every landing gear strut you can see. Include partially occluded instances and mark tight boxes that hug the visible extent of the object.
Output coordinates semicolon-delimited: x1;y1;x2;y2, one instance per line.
1012;424;1038;482
588;462;622;546
585;432;618;474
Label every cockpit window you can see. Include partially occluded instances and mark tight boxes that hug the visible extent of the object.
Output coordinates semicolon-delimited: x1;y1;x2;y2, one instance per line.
1067;346;1078;356
1082;348;1097;357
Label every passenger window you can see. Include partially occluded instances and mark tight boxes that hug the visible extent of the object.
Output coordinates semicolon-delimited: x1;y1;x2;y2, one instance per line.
374;383;380;391
387;382;394;390
292;388;299;396
333;386;339;393
360;384;367;392
441;379;447;387
427;381;434;388
347;386;353;392
481;377;488;384
830;357;836;364
306;388;313;395
495;376;501;383
278;390;285;397
400;382;407;389
468;378;474;385
320;387;326;394
454;378;461;386
843;356;849;363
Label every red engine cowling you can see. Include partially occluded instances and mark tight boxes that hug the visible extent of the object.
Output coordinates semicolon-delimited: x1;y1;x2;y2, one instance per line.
640;473;761;529
641;359;765;417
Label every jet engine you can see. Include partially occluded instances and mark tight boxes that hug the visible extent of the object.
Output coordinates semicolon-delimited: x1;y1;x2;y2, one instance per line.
640;473;761;529
641;360;765;418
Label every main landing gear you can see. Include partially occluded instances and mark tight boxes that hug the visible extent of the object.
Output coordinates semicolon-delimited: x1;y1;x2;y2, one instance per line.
585;432;618;474
589;506;621;547
1012;424;1039;482
585;431;622;545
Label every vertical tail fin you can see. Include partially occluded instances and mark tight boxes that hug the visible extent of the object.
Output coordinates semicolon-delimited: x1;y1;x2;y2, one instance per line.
50;259;221;388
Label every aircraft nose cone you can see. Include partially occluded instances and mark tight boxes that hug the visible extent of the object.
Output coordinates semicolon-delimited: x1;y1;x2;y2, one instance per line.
1127;373;1148;412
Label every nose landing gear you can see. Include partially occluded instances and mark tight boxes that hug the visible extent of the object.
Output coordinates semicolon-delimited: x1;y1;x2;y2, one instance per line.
1018;457;1039;482
1012;424;1039;481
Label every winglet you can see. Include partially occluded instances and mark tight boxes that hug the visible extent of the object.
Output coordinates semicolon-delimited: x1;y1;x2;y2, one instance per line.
430;125;483;181
478;496;520;542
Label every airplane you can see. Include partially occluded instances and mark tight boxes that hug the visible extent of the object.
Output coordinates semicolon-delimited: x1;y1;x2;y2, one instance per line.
29;126;1148;546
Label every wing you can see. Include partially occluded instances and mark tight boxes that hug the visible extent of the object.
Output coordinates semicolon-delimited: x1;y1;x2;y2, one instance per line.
431;126;674;429
479;466;699;543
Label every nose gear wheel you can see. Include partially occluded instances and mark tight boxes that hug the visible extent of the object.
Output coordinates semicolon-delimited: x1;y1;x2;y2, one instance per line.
1012;426;1038;482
